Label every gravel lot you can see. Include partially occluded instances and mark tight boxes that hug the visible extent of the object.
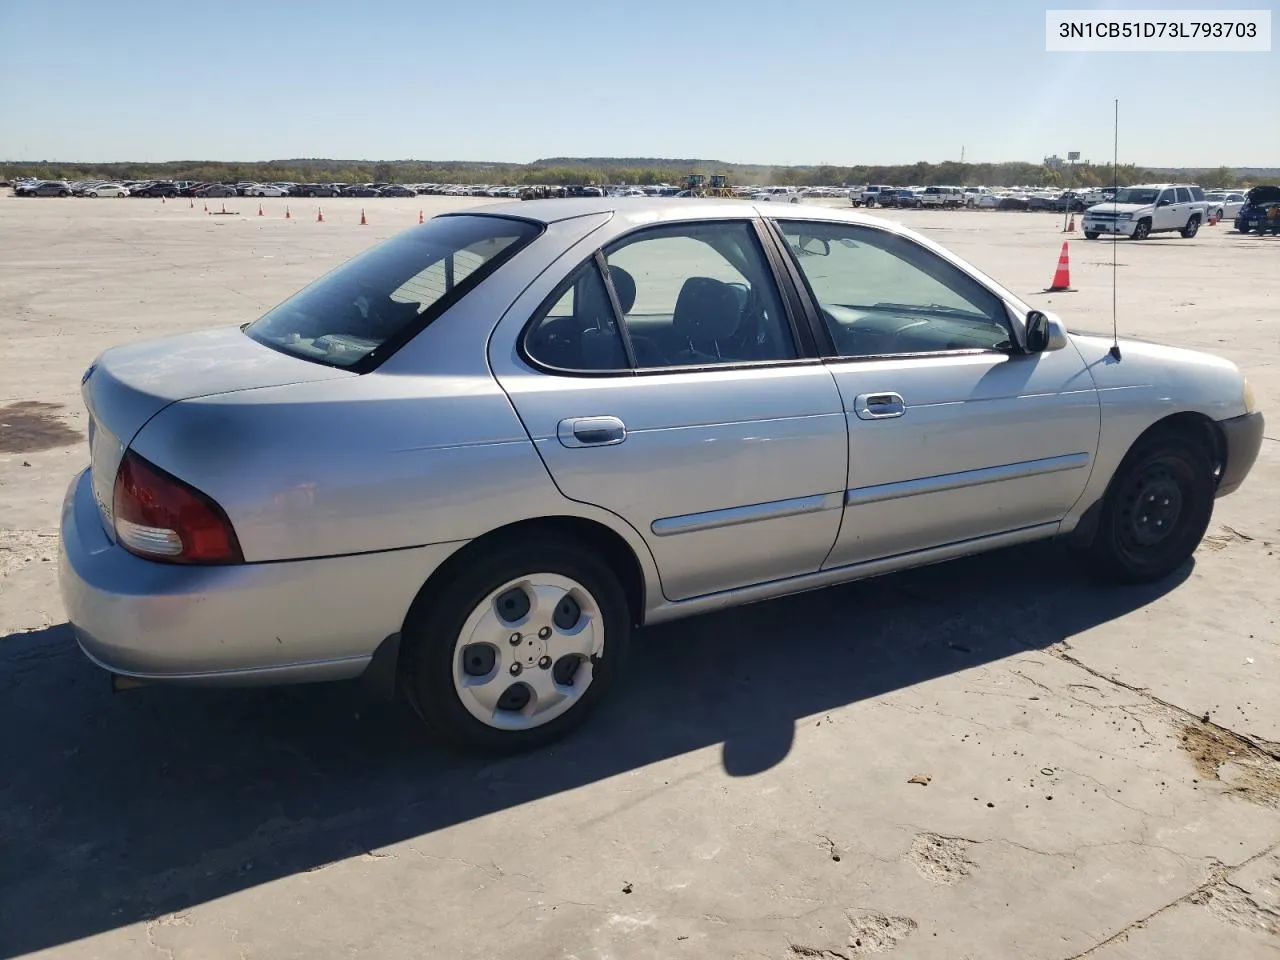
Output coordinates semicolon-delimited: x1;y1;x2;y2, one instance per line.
1;194;1278;960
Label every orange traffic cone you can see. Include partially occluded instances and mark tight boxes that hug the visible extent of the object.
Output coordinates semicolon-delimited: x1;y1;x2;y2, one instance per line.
1066;213;1075;232
317;208;324;222
1209;212;1218;226
418;209;424;224
360;208;368;226
1045;241;1074;292
285;206;291;220
258;203;264;217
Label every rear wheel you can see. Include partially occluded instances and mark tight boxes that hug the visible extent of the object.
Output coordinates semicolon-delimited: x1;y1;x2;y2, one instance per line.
1078;430;1215;583
404;537;631;752
1132;218;1151;240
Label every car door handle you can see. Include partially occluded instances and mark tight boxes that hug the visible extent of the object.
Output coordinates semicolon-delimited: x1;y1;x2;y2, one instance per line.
854;392;906;420
558;416;627;447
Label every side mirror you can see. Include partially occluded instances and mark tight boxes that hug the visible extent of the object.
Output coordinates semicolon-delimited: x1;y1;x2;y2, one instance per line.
1025;310;1067;353
1157;198;1171;207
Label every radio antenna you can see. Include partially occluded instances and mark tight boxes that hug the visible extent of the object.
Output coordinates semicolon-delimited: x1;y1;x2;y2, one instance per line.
1109;98;1122;361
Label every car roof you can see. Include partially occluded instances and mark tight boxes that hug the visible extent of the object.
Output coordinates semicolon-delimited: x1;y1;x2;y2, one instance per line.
468;196;892;228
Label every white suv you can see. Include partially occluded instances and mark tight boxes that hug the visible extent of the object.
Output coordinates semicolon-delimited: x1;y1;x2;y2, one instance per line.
1082;183;1210;241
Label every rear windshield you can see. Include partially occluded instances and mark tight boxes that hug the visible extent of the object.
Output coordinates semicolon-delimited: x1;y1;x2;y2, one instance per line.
245;215;540;369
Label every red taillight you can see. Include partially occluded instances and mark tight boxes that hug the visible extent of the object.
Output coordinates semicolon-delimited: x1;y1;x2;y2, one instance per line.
112;451;243;564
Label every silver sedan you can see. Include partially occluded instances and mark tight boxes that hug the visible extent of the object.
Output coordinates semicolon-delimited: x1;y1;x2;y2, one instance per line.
59;198;1266;752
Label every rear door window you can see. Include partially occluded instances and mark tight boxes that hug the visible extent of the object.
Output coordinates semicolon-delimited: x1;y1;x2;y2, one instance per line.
1176;187;1193;203
603;221;797;369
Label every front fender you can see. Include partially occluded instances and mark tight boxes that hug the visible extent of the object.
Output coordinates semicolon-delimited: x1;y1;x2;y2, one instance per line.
1061;333;1249;531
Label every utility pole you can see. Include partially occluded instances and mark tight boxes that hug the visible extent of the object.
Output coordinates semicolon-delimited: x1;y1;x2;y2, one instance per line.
961;145;965;164
1063;151;1081;231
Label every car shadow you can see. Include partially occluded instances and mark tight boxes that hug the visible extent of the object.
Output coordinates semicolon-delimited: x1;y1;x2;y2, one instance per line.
0;540;1189;956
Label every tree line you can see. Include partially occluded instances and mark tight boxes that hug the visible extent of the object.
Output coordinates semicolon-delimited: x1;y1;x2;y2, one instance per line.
2;158;1273;189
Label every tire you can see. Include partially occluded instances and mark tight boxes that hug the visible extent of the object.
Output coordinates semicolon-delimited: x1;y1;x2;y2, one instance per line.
1079;429;1216;584
404;535;632;753
58;190;69;197
1180;215;1200;238
1084;231;1100;240
1132;218;1151;240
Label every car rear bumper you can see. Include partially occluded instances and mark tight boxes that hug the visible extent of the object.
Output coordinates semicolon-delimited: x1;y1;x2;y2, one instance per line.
1216;411;1265;498
58;468;461;686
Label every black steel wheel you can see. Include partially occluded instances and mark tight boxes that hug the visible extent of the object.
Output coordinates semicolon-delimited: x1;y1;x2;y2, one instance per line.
1079;429;1216;583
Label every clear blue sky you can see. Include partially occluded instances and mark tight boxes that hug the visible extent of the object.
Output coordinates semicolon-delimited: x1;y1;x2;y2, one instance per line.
1;0;1275;167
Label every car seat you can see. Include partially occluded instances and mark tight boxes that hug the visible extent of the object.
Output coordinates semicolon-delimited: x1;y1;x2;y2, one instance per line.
579;265;638;369
669;276;747;365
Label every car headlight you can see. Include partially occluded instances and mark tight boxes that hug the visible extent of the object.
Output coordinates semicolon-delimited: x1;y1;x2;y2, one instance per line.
1243;378;1258;414
1116;213;1133;220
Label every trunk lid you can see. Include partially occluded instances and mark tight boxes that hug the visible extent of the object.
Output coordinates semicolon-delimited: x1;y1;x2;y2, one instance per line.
82;325;353;537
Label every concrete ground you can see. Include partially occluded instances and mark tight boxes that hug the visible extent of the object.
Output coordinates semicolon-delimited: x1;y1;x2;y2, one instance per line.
1;193;1278;960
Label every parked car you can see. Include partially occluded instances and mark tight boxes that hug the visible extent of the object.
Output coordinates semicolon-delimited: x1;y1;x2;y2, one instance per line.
752;187;801;203
293;183;341;198
857;185;892;207
378;185;417;198
1234;185;1280;233
998;195;1031;211
60;198;1264;752
963;186;993;208
130;181;180;198
920;186;964;209
1203;192;1246;221
342;185;380;197
1082;183;1210;240
1050;191;1088;212
17;180;71;197
245;184;288;198
879;188;922;209
84;183;129;198
195;183;237;198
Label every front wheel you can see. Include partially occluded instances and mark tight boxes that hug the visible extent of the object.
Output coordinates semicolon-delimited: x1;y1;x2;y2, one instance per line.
1132;218;1151;240
1181;215;1200;238
404;536;631;752
1077;430;1215;583
1084;230;1100;240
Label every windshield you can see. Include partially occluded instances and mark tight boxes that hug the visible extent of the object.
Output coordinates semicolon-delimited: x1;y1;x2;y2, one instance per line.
1113;188;1159;204
245;215;540;369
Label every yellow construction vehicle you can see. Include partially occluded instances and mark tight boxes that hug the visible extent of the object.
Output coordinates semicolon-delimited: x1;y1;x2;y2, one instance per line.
682;174;734;198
